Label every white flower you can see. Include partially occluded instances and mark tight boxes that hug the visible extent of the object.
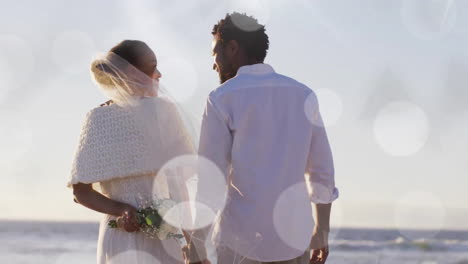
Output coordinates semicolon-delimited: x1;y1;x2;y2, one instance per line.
156;222;171;240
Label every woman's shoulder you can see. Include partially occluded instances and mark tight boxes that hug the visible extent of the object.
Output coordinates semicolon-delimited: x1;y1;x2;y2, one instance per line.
79;103;137;139
84;96;179;123
88;103;116;115
84;102;123;124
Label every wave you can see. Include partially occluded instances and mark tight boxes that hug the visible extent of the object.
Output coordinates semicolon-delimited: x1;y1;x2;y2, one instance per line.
331;236;468;252
2;221;468;254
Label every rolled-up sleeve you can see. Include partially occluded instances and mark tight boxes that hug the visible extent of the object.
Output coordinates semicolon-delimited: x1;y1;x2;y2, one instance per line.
305;93;339;204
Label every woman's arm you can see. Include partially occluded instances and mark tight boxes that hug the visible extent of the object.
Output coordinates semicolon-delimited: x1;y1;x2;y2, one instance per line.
72;183;139;232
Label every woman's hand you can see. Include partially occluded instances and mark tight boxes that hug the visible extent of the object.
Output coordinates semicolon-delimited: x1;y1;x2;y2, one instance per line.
72;183;141;231
116;205;140;232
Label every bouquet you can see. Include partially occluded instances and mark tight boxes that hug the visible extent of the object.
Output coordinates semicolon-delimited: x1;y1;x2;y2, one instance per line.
108;197;184;241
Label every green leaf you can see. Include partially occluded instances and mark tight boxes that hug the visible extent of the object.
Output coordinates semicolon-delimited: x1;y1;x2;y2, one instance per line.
144;213;162;227
108;220;118;228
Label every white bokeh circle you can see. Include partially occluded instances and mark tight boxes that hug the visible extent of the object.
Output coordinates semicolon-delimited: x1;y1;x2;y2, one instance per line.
273;182;315;251
155;154;228;231
0;110;33;169
228;0;271;31
163;201;217;232
160;222;218;263
401;0;457;40
394;190;446;240
304;89;343;128
52;30;97;74
304;92;322;127
108;250;161;264
373;101;429;157
0;34;35;101
159;57;199;103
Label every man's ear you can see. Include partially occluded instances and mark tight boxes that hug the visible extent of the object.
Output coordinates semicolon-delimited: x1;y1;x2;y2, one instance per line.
226;40;240;57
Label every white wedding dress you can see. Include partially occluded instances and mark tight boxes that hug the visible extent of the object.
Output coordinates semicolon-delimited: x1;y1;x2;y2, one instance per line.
97;174;184;264
68;97;195;264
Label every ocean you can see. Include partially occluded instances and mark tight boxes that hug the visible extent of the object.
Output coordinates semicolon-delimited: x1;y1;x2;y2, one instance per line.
1;220;468;264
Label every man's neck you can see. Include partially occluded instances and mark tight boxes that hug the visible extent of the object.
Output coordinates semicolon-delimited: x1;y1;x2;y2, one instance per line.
236;59;263;72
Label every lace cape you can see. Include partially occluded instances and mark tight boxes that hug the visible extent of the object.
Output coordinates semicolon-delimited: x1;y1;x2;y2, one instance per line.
68;97;194;187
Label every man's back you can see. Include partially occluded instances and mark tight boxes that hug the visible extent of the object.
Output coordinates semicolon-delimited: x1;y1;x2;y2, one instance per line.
198;64;338;262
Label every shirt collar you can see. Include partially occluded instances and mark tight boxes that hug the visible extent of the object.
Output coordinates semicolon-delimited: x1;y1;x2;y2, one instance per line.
237;63;275;76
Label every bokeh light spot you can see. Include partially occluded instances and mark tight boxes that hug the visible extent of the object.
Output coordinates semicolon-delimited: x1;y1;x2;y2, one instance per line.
373;101;429;156
155;155;227;231
273;182;314;251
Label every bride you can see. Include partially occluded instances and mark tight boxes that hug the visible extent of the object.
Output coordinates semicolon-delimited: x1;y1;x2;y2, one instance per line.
67;40;200;263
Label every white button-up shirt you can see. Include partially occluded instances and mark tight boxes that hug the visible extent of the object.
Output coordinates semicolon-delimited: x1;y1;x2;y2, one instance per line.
196;64;339;262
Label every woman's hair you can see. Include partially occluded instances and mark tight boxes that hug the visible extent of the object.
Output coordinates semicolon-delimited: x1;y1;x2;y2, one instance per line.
90;40;151;86
109;40;151;70
90;40;156;104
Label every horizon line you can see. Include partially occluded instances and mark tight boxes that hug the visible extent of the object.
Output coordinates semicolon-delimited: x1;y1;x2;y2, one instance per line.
1;218;467;232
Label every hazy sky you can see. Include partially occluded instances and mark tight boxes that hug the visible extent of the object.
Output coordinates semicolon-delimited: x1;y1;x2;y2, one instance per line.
1;0;467;231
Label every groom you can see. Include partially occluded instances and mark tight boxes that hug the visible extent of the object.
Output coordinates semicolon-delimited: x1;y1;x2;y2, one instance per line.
187;13;339;264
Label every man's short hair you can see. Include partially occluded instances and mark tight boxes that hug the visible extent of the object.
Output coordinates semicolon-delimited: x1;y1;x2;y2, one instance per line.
212;12;270;62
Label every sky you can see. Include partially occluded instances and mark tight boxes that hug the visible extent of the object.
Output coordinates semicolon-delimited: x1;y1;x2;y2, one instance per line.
0;0;467;231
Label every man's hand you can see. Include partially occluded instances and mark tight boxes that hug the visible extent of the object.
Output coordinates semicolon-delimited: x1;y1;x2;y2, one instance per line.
310;228;329;264
310;248;329;264
310;203;332;263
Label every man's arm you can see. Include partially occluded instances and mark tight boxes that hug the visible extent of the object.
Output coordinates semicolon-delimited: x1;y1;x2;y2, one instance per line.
305;92;338;263
188;94;232;263
310;203;331;264
311;203;331;246
305;92;338;206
